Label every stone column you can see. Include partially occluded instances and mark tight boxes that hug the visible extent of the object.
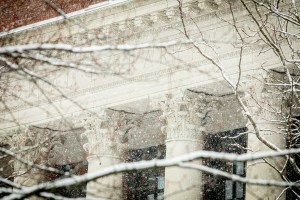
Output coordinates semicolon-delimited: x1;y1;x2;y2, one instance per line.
5;126;62;200
242;72;286;200
158;91;219;200
81;110;129;199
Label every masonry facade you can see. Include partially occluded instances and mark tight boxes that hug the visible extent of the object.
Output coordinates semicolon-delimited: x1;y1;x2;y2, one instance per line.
0;0;298;199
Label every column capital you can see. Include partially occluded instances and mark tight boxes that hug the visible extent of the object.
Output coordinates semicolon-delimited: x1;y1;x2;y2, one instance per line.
80;109;130;158
80;110;130;199
4;126;63;167
241;71;285;121
157;91;221;140
2;126;64;190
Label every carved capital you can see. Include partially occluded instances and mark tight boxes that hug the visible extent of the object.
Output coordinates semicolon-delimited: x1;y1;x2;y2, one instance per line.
158;91;221;140
198;1;212;10
102;24;120;36
241;72;284;121
165;7;180;20
183;2;201;16
150;11;168;23
214;0;224;5
80;110;130;158
4;126;64;177
134;16;153;29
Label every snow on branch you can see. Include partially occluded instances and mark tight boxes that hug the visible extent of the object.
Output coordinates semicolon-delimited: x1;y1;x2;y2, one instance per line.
0;40;194;54
3;148;300;200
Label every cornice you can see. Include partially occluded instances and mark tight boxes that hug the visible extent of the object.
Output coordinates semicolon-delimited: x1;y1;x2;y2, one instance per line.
0;0;129;38
0;44;263;115
0;0;268;119
62;1;244;44
1;0;242;44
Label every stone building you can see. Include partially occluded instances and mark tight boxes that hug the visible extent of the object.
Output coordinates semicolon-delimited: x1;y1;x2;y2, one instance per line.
0;0;299;199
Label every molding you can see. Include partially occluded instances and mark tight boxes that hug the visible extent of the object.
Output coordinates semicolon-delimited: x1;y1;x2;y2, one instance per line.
57;3;244;45
1;1;243;43
0;44;262;115
0;2;252;116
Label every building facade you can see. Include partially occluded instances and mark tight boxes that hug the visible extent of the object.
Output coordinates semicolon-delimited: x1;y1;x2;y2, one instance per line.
0;0;299;199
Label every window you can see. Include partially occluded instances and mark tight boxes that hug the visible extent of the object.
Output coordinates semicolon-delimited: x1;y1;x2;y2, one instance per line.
286;116;300;199
47;161;88;198
0;144;13;199
203;128;247;200
124;145;166;200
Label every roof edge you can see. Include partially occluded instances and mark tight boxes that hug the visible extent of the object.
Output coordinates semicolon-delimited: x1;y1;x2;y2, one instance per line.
0;0;128;38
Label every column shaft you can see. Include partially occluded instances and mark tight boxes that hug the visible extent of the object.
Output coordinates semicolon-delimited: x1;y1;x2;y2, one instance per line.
242;73;286;200
81;110;128;199
159;92;219;200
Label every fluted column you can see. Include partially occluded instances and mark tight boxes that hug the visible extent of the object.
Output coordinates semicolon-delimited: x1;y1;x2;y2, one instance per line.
81;110;129;199
242;72;286;200
158;91;219;200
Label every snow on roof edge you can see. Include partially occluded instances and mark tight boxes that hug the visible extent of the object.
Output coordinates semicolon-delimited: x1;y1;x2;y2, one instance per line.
0;0;128;38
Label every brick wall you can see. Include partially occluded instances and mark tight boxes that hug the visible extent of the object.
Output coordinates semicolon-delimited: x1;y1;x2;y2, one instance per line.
0;0;107;32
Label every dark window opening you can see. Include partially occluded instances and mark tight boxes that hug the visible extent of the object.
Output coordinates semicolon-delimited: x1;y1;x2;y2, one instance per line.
0;144;13;199
47;161;88;199
203;128;247;200
124;145;166;200
286;116;300;199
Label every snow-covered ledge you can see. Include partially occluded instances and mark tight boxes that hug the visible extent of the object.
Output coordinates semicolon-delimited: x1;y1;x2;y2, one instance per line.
0;0;129;37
